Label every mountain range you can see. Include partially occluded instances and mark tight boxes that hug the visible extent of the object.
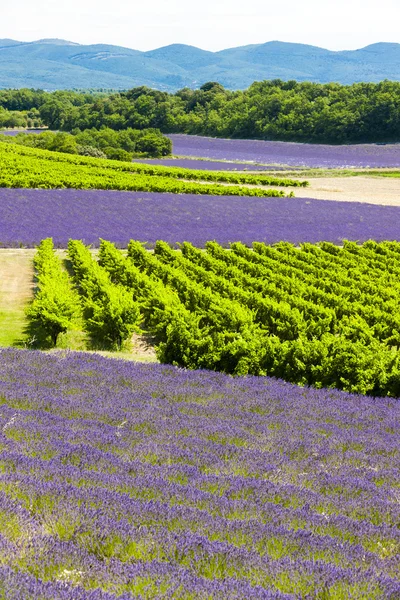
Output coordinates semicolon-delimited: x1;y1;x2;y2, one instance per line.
1;38;400;91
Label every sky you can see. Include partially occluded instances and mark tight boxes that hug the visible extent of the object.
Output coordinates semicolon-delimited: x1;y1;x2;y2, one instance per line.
1;0;399;52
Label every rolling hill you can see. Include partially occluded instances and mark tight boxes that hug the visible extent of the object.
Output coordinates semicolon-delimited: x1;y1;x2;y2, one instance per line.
1;38;400;90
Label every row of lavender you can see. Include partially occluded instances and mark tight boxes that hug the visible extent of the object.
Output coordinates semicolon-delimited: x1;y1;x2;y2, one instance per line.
0;348;399;598
1;188;400;248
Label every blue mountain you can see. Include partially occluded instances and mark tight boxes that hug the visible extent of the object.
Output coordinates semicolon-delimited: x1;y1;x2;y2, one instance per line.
1;38;399;90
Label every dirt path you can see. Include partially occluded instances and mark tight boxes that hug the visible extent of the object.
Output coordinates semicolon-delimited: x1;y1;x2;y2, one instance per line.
293;176;400;206
0;249;35;346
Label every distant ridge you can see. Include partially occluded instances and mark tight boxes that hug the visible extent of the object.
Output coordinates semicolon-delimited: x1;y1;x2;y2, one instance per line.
1;38;400;90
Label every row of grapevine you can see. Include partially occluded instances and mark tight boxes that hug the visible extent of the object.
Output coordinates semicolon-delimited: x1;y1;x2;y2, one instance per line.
110;240;400;395
98;240;266;373
254;241;400;301
28;238;81;346
1;140;308;186
67;240;140;349
30;238;400;396
0;143;302;196
220;241;400;345
151;240;328;340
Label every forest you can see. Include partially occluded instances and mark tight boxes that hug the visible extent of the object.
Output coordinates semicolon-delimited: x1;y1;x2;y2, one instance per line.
1;80;400;143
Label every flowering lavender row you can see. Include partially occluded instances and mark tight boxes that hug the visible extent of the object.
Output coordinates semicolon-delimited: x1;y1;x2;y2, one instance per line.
0;348;399;598
132;158;294;171
168;134;400;168
1;188;400;248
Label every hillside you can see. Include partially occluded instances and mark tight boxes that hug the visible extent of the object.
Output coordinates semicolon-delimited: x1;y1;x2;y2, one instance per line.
1;38;400;90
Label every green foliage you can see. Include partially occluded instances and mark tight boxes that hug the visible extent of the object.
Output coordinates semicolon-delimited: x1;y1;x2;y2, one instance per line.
30;236;400;395
10;126;172;160
28;238;81;346
0;143;298;196
67;240;140;349
76;145;107;159
2;81;399;144
134;131;171;157
103;147;133;162
100;239;400;396
0;108;30;129
73;126;172;158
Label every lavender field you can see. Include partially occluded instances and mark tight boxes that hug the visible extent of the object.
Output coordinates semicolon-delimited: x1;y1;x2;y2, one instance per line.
169;134;400;169
0;348;399;599
1;188;400;248
133;158;295;171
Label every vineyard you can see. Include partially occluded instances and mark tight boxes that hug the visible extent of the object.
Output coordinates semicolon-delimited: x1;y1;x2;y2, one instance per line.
0;143;306;196
30;237;400;396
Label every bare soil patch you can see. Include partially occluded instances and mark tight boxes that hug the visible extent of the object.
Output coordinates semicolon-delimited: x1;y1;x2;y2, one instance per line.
130;331;158;361
187;174;400;207
293;176;400;206
0;249;35;308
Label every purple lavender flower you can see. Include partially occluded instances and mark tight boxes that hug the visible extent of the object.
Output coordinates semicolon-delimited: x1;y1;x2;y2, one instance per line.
168;134;400;168
1;188;400;248
0;348;399;598
0;129;46;136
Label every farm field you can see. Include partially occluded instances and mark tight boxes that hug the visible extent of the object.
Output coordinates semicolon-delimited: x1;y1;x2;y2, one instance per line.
168;134;400;168
0;348;399;599
0;142;306;189
0;143;301;198
1;127;400;599
0;248;158;361
0;129;46;136
149;135;400;206
8;236;400;398
2;188;400;248
133;158;299;171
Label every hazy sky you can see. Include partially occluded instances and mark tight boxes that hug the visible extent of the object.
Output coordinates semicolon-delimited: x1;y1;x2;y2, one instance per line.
2;0;399;51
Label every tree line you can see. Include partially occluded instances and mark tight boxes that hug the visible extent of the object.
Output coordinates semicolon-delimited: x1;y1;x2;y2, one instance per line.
1;80;400;143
